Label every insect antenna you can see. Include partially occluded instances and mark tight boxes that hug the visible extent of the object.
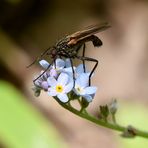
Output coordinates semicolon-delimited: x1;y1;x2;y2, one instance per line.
26;47;52;68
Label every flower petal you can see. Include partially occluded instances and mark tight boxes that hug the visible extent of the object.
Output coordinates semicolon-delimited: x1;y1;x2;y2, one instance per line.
75;73;89;87
75;64;90;77
49;69;58;77
73;88;80;96
63;67;74;73
57;73;69;85
65;58;71;67
57;94;69;103
85;87;97;95
64;82;73;93
47;88;57;96
83;95;93;102
75;64;85;74
34;80;41;86
39;60;50;69
62;67;76;79
47;77;57;86
41;81;48;90
55;58;65;68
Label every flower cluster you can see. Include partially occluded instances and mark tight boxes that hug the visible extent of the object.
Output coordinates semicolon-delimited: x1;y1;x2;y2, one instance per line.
33;58;97;104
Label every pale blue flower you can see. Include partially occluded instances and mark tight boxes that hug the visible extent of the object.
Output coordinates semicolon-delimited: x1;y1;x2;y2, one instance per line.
34;70;49;90
34;58;97;102
75;64;90;78
74;73;97;102
63;64;90;81
52;58;65;71
39;60;50;69
39;59;65;77
61;58;75;73
65;58;72;68
47;73;73;103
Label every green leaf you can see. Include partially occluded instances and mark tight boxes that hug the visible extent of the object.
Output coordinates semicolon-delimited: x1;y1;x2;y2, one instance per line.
0;81;67;148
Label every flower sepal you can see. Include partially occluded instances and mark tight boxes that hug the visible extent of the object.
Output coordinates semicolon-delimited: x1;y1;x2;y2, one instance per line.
32;86;41;97
80;97;90;108
68;91;80;101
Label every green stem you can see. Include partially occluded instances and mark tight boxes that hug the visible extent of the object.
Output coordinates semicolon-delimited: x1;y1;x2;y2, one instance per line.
112;114;116;124
56;99;148;139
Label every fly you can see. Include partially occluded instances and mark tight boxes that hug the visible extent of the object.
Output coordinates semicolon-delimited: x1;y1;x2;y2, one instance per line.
28;22;110;85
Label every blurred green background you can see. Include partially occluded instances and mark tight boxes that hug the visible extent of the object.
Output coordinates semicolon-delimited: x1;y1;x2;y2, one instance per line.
1;0;148;148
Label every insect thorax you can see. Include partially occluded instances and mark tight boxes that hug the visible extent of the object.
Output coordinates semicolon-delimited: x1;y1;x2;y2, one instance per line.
55;37;78;57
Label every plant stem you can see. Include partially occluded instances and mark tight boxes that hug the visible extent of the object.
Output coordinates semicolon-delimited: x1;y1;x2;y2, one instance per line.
112;114;116;124
56;99;148;139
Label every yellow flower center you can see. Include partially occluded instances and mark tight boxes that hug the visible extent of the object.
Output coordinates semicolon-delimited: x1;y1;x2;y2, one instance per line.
56;85;63;93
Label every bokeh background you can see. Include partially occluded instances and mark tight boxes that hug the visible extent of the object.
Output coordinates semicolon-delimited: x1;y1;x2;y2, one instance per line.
1;0;148;148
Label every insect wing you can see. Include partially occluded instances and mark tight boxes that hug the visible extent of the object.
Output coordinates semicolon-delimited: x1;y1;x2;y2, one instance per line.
67;22;110;45
70;22;110;40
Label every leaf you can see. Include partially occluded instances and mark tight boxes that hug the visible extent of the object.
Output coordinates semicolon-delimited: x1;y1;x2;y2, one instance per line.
0;81;67;148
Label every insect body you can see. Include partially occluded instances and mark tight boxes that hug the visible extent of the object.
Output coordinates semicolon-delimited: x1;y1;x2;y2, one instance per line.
50;22;110;58
30;22;110;85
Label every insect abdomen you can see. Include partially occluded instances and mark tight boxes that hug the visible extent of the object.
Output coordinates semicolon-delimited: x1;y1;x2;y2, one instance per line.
91;35;102;47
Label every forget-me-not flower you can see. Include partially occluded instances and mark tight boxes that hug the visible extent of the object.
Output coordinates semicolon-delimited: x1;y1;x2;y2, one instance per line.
74;73;97;102
34;70;49;90
47;73;73;103
33;58;98;104
39;58;65;77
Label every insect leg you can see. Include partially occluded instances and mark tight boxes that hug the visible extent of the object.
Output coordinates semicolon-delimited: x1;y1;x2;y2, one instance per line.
57;50;76;87
82;43;86;72
69;57;75;87
53;58;56;69
33;57;56;85
75;44;86;72
76;56;98;86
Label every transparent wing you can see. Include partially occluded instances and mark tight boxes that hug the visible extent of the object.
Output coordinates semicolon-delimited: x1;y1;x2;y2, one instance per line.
69;22;110;40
